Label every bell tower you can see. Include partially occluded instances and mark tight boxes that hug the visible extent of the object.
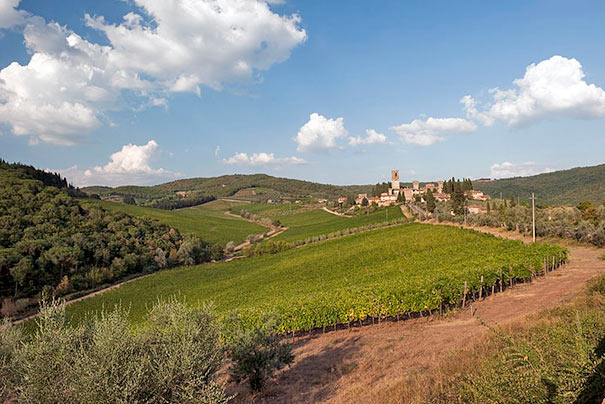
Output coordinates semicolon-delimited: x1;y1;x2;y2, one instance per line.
391;170;400;190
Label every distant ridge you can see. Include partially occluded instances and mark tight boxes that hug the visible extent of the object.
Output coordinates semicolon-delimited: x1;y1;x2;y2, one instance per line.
82;173;373;208
474;163;605;206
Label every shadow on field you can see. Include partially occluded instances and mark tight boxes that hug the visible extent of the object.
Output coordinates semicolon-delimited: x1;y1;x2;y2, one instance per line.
230;335;362;404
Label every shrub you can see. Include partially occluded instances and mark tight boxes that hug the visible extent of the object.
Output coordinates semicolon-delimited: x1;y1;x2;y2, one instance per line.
224;241;235;254
1;299;229;404
228;313;293;391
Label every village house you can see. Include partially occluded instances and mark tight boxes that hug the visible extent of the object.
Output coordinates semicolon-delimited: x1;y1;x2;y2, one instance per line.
467;189;490;201
355;193;368;205
468;205;488;215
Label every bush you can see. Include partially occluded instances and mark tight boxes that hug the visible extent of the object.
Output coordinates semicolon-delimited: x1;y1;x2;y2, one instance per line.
227;313;293;391
1;299;229;404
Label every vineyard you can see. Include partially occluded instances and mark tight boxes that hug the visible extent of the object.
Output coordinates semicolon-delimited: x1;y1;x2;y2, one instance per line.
83;199;265;245
57;223;566;333
237;205;405;243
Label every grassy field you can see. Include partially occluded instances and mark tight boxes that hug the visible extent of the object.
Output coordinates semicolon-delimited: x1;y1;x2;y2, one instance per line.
61;223;564;332
270;206;404;243
234;204;405;243
82;199;265;245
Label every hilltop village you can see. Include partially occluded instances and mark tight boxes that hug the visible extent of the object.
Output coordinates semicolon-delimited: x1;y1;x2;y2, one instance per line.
345;170;491;213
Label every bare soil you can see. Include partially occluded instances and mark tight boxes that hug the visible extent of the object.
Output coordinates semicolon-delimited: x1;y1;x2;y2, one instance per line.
229;225;605;404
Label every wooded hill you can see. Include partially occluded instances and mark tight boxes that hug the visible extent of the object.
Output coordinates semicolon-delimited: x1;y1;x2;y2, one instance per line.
474;163;605;206
83;174;373;208
0;160;221;311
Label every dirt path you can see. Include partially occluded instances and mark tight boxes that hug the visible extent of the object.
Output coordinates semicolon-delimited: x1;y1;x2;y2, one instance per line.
230;226;289;253
231;226;605;404
322;207;351;217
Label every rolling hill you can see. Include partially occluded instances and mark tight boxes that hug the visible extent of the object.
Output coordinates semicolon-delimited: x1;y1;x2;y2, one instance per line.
82;174;372;208
474;163;605;206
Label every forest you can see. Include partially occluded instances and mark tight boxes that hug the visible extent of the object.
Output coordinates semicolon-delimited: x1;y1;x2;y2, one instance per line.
474;163;605;205
0;162;222;316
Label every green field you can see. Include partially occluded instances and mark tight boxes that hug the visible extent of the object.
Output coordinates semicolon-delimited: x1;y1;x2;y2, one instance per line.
270;206;404;242
232;204;405;243
83;199;265;245
62;223;565;332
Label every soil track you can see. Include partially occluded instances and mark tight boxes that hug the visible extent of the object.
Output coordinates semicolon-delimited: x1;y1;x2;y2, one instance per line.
230;225;605;404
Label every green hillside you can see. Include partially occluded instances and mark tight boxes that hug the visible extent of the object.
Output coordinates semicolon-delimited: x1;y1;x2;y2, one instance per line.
474;163;605;206
83;199;265;246
82;173;372;207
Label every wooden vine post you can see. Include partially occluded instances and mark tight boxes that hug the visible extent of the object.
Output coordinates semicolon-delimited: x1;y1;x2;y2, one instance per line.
462;281;468;308
479;275;484;299
499;268;503;292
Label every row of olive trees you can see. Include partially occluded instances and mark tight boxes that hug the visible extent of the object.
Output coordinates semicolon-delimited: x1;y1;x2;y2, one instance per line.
0;300;293;403
432;202;605;247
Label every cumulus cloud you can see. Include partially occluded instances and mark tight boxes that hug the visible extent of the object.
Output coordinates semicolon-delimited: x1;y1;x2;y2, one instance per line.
348;129;387;146
489;161;554;179
0;19;115;144
295;113;348;152
463;56;605;127
222;152;306;166
390;117;476;146
0;0;306;145
58;140;178;186
0;0;27;29
85;0;306;92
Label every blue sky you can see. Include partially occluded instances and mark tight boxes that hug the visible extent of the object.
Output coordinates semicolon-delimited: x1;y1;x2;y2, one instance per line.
1;0;605;186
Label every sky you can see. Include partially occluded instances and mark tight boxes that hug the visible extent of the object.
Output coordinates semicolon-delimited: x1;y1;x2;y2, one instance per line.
1;0;605;187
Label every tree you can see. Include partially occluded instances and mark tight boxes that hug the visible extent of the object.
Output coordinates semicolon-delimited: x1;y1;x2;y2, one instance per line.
397;192;405;203
425;189;436;213
44;246;77;279
451;183;466;216
10;257;32;297
361;197;369;206
486;201;491;213
228;313;293;391
509;195;516;208
123;195;135;205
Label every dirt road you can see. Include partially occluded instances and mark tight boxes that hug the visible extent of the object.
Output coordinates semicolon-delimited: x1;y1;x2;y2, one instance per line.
231;226;605;404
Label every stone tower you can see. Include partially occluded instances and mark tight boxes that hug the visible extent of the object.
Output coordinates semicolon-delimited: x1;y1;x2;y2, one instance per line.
413;180;419;190
391;170;400;190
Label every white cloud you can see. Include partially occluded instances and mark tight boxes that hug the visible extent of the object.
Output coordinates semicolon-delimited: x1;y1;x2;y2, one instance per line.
222;152;306;166
489;161;554;179
348;129;387;146
58;140;178;186
463;56;605;127
390;117;476;146
214;145;221;157
85;0;306;92
295;113;348;152
0;0;306;145
0;0;27;29
0;20;114;144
